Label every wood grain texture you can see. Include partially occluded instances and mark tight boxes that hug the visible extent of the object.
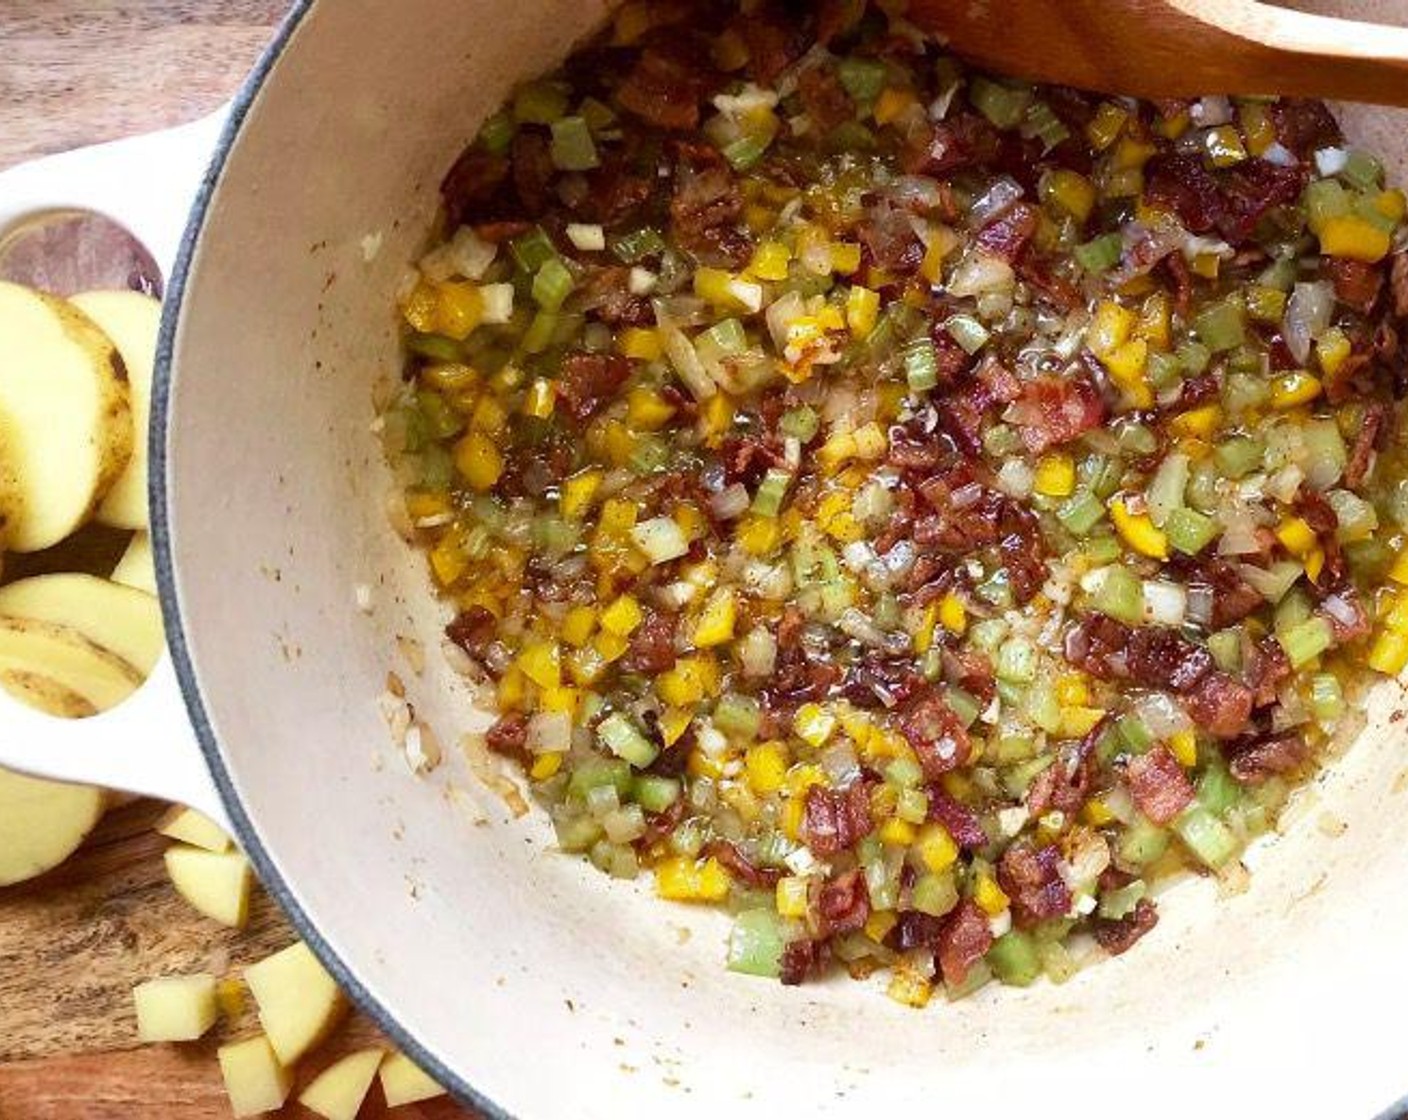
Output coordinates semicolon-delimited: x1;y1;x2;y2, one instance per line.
0;4;475;1115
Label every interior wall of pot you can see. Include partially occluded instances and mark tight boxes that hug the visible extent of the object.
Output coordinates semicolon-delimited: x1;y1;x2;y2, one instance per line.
163;1;1408;1116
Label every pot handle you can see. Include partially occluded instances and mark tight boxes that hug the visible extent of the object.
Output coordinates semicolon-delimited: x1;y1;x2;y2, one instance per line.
0;110;234;830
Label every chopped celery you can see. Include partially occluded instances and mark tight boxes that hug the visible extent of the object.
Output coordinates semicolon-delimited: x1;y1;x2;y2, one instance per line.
987;930;1041;986
1185;459;1220;514
996;636;1038;683
597;713;659;769
1196;762;1239;816
1214;436;1263;479
521;309;558;354
629;437;669;474
904;339;940;392
568;757;634;800
554;814;604;853
751;467;793;517
1074;233;1122;273
1145;453;1189;526
1002;756;1053;798
512;79;569;124
1207;629;1243;672
723;130;774;171
1057;489;1107;536
1146;350;1183;389
727;910;784;978
1115;420;1157;456
780;405;820;442
477;110;516;155
945;314;990;354
406;332;465;362
1175;339;1212;376
511;227;559;273
1116;713;1153;754
945;686;983;728
970;76;1032;129
713;694;762;741
1304;178;1351;226
983;423;1023;457
1192;299;1246;353
1165;507;1218;555
946;960;994;1000
993;733;1037;764
1080;534;1122;566
634;775;682;814
550;115;600;170
609;226;667;264
1092;565;1143;626
1275;587;1312;632
912;871;959;917
837;56;888;102
1097;879;1146;920
416;391;463;440
1278;615;1334;668
419;444;453;490
1175;806;1239;869
1117;816;1170;866
897;786;930;824
1024;100;1070;150
886;756;925;787
1341;149;1384;191
975;568;1014;611
532;257;575;311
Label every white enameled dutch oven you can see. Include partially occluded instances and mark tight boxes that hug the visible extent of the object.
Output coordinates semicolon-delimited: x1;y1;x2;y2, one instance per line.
2;3;1408;1116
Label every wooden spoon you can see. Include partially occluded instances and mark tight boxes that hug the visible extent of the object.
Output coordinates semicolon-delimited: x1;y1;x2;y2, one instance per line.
908;0;1408;107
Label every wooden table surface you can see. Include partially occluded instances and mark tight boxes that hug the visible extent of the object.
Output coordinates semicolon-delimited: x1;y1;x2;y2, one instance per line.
0;4;470;1117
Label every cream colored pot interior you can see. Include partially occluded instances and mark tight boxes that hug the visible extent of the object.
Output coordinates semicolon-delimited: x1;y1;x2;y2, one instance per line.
163;1;1408;1115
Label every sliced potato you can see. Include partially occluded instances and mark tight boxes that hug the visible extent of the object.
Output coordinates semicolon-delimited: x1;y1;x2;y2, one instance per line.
156;805;231;853
0;766;106;887
0;573;162;673
0;616;142;712
298;1047;384;1120
217;1035;292;1118
132;973;218;1042
0;668;96;717
245;940;348;1066
0;282;132;551
112;531;156;594
379;1051;447;1107
71;290;159;530
164;845;252;928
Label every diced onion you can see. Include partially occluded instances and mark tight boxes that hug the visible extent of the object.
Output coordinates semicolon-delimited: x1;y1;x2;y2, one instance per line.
1314;147;1350;176
631;516;691;564
970;176;1024;227
662;326;717;401
1283;281;1334;365
526;710;572;754
710;483;751;521
1262;142;1298;168
996;458;1034;499
1134;692;1193;739
947;252;1014;298
566;223;606;251
738;628;778;678
1141;579;1188;627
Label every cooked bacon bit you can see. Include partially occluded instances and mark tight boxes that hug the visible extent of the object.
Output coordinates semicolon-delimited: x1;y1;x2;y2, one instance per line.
1327;258;1384;315
902;113;998;178
840;656;926;710
1064;613;1132;680
441;147;510;230
1026;725;1099;819
446;606;498;660
935;899;994;987
925;788;989;850
720;433;786;488
484;713;529;761
638;796;687;848
928;328;978;383
941;645;996;707
1216;160;1306;243
579;266;655;328
1270;98;1343;157
1245;636;1291;708
510;131;556;218
801;781;873;855
1124;745;1194;825
998;842;1072;927
670;161;752;268
1126;627;1213;693
557;351;633;422
707;839;782;888
780;938;829;986
857;209;925;275
1170;371;1221;413
817;867;871;936
1392;253;1408;319
736;4;810;84
999;502;1048;604
1145;153;1222;235
1225;730;1308;784
473;220;533;244
1092;898;1159;956
886;912;943;953
1161;249;1195;315
577;155;653;228
1013;373;1106;454
797;64;855;133
621;609;678;674
1344;400;1388;489
899;693;973;778
1017;252;1083;311
1189;560;1264;630
616;45;711;130
974;202;1039;262
1183;671;1255;740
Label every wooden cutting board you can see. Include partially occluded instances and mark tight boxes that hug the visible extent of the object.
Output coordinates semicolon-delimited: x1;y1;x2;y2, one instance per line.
0;4;472;1116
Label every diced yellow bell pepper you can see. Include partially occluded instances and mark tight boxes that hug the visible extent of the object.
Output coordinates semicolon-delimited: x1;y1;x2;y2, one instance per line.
600;594;644;637
879;817;917;846
1135;292;1172;349
559;468;604;520
1387;547;1408;586
1103;338;1153;408
496;664;526;711
793;703;837;748
657;662;704;707
593;629;631;663
435;281;484;340
560;605;597;648
1058;706;1107;738
599;498;639;535
1110;497;1169;559
693;589;737;648
1368;629;1408;676
1318;216;1392;263
421;361;477;394
1081;797;1116;827
402;281;441;333
1087;102;1128;151
873;86;918;125
406;490;452;522
429;532;468;588
654;856;732;902
914;822;959;875
529;751;564;781
1169;404;1223;440
625;387;676;431
974;872;1010;916
1168;729;1198;768
516;640;561;690
845;286;880;337
938;592;967;635
1244;284;1288;325
913;602;939;656
454;432;504;491
776;875;811;919
1112;136;1157;172
887;967;934;1008
1203;124;1247;168
919;226;960;283
852;422;888;460
1374;188;1407;223
745;740;789;795
748;240;792;282
1304;546;1325;585
1033;452;1076;498
1275;516;1318;557
522;377;556;419
539;684;579;716
659;707;694;748
829;241;862;275
470;394;507;435
736;514;782;556
1087;299;1137;360
1316;327;1353;379
1055;673;1089;707
1043;169;1096;223
1270;371;1322;410
619;326;663;362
